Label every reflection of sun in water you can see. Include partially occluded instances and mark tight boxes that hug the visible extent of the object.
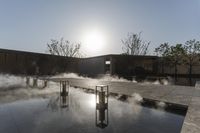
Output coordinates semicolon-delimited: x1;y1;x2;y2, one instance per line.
82;29;106;53
88;94;96;108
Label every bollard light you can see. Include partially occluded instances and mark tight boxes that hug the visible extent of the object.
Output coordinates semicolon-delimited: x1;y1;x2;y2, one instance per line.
95;85;109;128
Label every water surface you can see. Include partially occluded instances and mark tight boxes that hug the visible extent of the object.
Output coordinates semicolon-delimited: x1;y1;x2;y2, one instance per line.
0;88;185;133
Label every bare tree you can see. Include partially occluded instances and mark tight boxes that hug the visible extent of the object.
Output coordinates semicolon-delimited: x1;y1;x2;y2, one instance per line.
122;32;150;55
154;43;170;57
47;38;82;57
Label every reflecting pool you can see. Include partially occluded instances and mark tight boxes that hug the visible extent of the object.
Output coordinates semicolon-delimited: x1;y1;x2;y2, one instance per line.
0;87;186;133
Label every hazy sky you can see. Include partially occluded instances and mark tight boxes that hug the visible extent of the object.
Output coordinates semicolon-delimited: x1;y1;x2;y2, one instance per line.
0;0;199;56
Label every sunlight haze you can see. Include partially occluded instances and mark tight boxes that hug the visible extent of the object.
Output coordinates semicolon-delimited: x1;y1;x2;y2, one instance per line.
0;0;199;56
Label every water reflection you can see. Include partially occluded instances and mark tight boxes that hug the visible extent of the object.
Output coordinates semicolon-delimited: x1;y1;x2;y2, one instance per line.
0;86;186;133
26;77;48;89
59;81;69;108
95;85;109;128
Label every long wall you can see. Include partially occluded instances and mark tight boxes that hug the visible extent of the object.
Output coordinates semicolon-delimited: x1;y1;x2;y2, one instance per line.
78;55;200;85
157;58;200;85
0;49;80;75
0;49;158;77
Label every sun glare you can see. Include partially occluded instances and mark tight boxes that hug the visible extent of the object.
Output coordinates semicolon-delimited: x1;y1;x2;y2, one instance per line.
82;29;106;53
88;94;96;108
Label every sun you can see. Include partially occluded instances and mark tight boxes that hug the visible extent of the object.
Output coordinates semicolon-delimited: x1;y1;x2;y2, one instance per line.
82;29;106;53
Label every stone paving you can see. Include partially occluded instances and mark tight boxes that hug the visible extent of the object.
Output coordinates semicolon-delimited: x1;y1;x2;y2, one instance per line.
49;78;200;133
181;82;200;133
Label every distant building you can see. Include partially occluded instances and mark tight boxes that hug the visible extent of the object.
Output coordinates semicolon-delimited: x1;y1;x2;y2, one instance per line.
0;48;200;85
79;55;158;80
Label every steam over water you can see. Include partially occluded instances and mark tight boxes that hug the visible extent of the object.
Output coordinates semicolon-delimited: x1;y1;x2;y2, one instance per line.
52;73;132;82
0;73;172;104
0;88;185;133
0;73;185;133
0;74;26;89
52;73;171;85
0;72;171;92
0;74;59;103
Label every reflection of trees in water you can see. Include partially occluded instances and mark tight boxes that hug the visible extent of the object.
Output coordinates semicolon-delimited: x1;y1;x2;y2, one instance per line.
46;90;81;112
69;92;81;111
46;88;96;125
47;96;60;111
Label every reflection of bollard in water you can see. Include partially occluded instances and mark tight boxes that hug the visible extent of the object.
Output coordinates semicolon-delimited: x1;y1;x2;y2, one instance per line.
95;85;109;128
61;94;68;108
60;81;69;108
26;77;30;87
33;78;38;87
99;91;106;123
42;80;48;88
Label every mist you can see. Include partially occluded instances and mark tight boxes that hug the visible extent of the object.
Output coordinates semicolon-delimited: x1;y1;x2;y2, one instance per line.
0;73;171;105
51;72;172;85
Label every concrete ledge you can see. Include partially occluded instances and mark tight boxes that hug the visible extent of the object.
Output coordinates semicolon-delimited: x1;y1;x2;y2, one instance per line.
181;86;200;133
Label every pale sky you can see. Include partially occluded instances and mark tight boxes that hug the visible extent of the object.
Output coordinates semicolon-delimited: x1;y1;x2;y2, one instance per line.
0;0;200;57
